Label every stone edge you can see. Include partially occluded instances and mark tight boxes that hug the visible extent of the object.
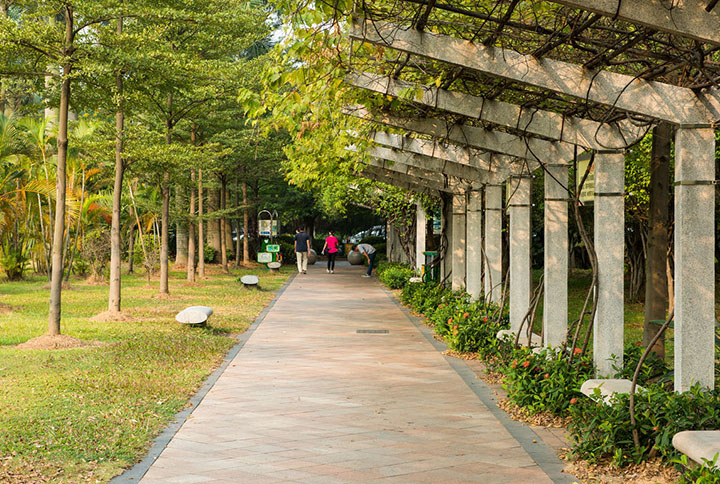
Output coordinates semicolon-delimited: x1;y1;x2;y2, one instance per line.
381;285;577;484
110;271;298;483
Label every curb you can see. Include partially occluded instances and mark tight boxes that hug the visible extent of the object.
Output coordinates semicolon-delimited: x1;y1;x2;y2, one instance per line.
110;271;297;483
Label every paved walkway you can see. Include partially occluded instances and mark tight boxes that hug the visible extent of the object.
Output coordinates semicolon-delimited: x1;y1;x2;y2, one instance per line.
132;262;573;484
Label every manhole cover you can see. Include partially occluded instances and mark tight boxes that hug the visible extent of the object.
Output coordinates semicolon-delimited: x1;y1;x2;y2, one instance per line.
356;329;389;334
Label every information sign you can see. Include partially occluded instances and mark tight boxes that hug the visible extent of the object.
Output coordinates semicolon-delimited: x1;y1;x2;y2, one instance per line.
266;244;280;253
259;219;272;236
257;252;272;263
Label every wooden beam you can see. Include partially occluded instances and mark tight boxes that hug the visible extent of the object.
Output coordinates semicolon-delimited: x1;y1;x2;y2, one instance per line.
349;19;720;124
550;0;720;47
348;71;644;150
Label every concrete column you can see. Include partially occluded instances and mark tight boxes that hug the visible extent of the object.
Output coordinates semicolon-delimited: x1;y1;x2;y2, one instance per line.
442;196;451;283
593;151;625;377
484;184;503;304
508;176;532;333
466;189;483;299
674;127;716;392
544;164;569;347
451;192;467;292
415;203;427;272
386;222;393;261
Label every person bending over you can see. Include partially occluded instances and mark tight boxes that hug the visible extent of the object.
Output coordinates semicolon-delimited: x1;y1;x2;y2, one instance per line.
354;243;376;278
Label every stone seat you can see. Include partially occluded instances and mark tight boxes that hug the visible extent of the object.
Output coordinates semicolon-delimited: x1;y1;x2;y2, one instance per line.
176;306;213;326
673;431;720;468
267;262;281;273
496;329;542;348
240;275;259;289
408;276;422;283
580;379;645;405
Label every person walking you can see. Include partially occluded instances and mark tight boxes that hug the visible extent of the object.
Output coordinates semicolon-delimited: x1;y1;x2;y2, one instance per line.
294;227;310;274
321;231;340;273
354;242;377;277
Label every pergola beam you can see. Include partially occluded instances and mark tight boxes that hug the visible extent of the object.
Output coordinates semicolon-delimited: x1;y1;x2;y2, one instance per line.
348;71;644;150
345;105;567;169
550;0;720;47
349;19;720;125
368;145;497;184
371;131;521;172
360;164;453;193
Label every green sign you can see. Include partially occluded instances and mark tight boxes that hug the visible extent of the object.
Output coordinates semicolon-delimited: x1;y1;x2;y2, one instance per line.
266;244;280;253
257;252;272;263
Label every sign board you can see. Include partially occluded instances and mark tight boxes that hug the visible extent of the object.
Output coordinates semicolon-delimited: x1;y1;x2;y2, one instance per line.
271;219;278;236
257;252;272;263
432;208;441;235
266;244;280;253
576;153;595;204
259;219;272;236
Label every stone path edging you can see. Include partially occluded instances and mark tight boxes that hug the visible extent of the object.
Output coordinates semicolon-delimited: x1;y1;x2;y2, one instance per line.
110;272;298;484
380;285;575;484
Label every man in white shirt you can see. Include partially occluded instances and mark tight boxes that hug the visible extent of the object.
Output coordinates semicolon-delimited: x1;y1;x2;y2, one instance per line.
354;243;377;277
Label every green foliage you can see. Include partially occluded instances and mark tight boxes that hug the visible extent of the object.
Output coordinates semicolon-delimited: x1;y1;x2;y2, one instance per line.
376;262;414;289
400;280;450;315
613;342;672;387
82;229;111;280
1;243;28;281
674;454;720;483
203;245;216;264
569;384;720;466
503;347;595;417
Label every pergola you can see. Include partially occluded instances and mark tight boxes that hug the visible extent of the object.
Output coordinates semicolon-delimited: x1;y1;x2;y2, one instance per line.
341;0;720;392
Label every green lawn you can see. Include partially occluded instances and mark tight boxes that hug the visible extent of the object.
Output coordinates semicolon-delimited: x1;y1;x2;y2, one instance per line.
0;265;291;483
531;269;675;359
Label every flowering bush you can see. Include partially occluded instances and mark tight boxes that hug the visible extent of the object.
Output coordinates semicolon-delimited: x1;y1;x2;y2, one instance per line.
503;346;595;417
569;384;720;466
377;262;415;289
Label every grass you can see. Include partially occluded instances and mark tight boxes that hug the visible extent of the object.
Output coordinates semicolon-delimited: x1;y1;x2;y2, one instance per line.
0;264;292;483
531;269;675;359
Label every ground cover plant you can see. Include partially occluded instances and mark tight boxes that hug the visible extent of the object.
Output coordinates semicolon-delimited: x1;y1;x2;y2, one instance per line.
0;265;291;483
376;261;414;289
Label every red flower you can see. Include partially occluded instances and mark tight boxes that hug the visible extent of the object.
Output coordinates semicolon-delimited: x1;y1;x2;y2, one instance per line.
482;317;487;322
573;347;582;355
453;325;458;330
570;398;578;405
511;359;517;368
544;373;550;379
448;318;453;324
453;330;459;335
653;426;659;431
522;360;530;368
636;341;643;346
463;312;469;319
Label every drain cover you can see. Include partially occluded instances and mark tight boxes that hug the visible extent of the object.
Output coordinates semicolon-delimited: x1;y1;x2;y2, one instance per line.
356;329;389;334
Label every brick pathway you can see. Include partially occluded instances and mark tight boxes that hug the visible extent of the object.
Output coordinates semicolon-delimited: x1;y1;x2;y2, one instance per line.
134;262;573;484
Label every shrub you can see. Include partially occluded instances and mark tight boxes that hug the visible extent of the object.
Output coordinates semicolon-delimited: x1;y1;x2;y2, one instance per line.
83;229;111;280
613;342;672;387
203;245;216;263
400;281;450;315
1;244;28;281
674;454;720;483
568;384;720;466
503;347;595;417
377;262;414;289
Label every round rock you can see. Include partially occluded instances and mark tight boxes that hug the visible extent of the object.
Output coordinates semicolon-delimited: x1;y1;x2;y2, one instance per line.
176;306;214;325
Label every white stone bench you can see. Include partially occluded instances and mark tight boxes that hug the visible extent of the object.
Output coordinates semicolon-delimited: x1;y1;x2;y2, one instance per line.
267;261;281;273
496;329;542;348
240;275;259;289
673;431;720;468
176;306;214;326
580;379;645;405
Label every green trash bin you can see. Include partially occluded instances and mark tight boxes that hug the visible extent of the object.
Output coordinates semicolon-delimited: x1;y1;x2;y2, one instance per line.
422;251;439;283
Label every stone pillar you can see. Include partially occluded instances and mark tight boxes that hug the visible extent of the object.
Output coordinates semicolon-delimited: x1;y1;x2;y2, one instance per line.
451;192;466;292
443;196;452;284
386;222;393;261
544;164;569;347
484;184;503;303
466;189;483;299
674;127;716;392
415;203;426;272
593;151;625;377
508;176;532;333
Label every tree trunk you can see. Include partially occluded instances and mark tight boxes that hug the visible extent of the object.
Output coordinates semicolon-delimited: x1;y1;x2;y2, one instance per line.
220;177;228;272
48;6;73;336
174;185;188;267
643;122;671;359
160;172;170;294
187;169;196;282
198;168;205;278
208;188;221;258
242;180;249;264
234;180;241;268
109;16;124;311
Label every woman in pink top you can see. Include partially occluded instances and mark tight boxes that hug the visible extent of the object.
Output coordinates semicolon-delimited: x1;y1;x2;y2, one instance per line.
321;231;340;273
